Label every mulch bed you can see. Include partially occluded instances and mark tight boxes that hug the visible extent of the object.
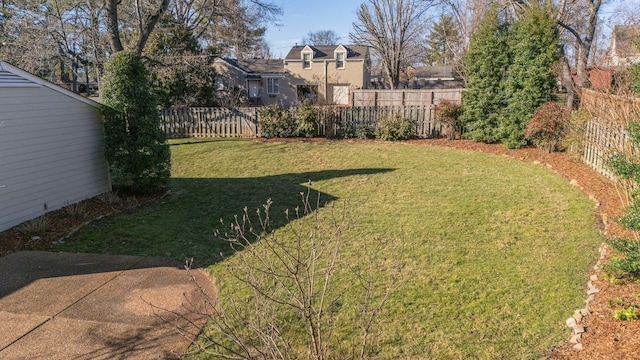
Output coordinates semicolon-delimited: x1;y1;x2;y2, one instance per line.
1;137;638;358
0;192;163;257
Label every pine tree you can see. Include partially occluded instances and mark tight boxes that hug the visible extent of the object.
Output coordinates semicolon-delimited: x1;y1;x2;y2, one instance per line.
424;15;460;66
499;5;560;148
460;5;560;148
459;7;511;143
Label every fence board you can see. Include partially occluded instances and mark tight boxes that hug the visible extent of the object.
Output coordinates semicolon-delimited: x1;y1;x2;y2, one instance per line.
161;107;258;138
580;90;640;180
160;105;450;139
352;89;462;107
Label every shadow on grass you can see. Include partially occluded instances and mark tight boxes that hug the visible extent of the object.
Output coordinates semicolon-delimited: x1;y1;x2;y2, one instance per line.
0;168;393;358
54;168;395;269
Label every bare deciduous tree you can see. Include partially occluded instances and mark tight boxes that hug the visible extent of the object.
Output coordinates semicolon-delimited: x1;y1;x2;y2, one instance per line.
176;188;406;359
350;0;438;89
302;30;341;46
555;0;603;107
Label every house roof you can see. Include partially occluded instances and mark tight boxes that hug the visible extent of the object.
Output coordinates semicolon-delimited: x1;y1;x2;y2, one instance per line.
219;58;285;74
411;66;456;79
613;25;640;57
0;61;100;108
285;45;369;61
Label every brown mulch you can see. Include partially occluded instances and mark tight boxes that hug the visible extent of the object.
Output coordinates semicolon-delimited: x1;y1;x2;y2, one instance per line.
1;138;638;357
0;192;163;258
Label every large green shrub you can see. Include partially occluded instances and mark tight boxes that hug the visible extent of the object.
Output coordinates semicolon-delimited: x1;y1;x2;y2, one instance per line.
102;50;171;194
294;102;319;137
500;5;560;148
145;18;218;107
607;120;640;230
258;104;296;138
459;7;510;144
460;5;560;148
376;114;416;141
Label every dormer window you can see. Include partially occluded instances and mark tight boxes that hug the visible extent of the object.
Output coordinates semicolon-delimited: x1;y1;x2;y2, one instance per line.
303;53;311;69
336;52;345;69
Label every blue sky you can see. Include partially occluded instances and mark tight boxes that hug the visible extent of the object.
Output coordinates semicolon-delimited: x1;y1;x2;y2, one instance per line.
263;0;639;58
264;1;363;58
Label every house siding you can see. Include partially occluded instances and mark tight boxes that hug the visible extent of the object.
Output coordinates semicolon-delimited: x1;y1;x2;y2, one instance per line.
0;85;110;232
214;59;297;107
285;53;370;105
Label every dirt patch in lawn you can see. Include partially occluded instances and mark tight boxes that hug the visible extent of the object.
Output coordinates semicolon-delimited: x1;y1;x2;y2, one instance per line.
2;138;639;358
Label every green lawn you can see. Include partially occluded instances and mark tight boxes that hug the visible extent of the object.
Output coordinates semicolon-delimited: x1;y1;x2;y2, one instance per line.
58;138;603;358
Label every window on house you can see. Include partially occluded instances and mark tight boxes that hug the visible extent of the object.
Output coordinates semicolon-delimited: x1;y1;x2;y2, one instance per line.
303;53;311;69
267;78;279;94
336;52;345;69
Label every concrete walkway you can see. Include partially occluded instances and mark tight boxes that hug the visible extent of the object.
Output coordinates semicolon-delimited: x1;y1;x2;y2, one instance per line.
0;251;216;359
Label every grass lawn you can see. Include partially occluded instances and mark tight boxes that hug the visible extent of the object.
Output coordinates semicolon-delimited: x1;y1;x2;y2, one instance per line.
58;138;603;358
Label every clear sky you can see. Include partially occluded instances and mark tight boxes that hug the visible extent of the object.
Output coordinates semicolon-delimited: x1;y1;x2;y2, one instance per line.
264;0;364;58
263;0;640;59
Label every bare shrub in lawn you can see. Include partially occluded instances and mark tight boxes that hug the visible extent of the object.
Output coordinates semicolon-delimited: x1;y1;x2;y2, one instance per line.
183;187;405;359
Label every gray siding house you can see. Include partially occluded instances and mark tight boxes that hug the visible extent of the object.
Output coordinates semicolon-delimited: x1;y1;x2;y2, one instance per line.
0;61;111;232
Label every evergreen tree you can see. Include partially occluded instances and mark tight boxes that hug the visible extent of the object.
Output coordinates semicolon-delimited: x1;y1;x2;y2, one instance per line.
145;17;217;107
102;51;171;194
499;5;560;148
460;5;560;148
424;15;460;66
459;7;510;143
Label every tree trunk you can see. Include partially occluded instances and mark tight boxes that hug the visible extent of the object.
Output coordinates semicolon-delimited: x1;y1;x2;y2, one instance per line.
134;0;170;54
106;0;124;53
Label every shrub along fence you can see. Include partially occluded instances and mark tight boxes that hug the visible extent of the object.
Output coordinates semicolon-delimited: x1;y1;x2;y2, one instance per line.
161;105;453;139
580;89;640;180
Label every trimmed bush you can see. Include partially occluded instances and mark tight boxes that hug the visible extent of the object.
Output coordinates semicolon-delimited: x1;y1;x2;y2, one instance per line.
524;102;569;153
604;238;640;282
376;114;416;141
102;50;171;194
356;124;376;139
258;104;296;138
294;102;319;137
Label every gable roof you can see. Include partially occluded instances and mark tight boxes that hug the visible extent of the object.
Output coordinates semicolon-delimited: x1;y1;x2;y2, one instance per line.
613;25;640;57
218;58;285;74
0;61;100;108
412;66;456;80
285;45;369;61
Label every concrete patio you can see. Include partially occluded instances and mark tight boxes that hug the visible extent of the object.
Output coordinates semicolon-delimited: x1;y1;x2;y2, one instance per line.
0;251;216;359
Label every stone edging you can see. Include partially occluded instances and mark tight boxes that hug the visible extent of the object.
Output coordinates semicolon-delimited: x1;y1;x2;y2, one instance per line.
565;177;612;351
564;243;609;351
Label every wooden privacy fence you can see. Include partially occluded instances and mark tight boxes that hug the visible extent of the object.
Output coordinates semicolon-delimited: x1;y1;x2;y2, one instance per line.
352;89;463;107
316;105;443;138
580;89;640;179
160;105;448;139
160;107;258;138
